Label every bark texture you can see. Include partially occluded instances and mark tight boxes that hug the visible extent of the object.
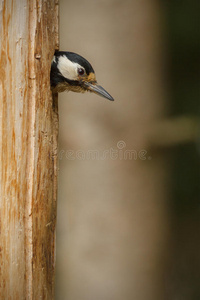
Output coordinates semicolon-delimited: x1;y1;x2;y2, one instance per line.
0;1;59;299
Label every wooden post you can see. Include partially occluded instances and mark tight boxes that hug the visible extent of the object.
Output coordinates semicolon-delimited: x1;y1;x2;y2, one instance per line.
0;1;59;299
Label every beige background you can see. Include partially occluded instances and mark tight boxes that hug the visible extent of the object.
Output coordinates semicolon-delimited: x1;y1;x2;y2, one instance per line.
56;1;169;299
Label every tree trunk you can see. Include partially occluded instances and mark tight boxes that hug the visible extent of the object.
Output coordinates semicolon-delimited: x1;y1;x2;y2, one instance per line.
0;1;59;299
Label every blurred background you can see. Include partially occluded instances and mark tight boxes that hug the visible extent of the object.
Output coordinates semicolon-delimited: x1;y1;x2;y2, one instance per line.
56;1;200;299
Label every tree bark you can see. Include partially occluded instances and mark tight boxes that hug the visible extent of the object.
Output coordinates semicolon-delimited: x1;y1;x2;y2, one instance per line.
0;1;59;299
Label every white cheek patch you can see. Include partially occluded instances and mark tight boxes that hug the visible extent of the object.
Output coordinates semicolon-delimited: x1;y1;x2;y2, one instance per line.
57;55;83;81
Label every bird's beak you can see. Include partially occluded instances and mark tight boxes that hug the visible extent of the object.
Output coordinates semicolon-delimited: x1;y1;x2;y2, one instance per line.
83;82;114;101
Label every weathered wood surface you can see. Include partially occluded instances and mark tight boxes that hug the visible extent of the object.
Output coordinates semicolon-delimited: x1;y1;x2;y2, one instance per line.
0;0;59;299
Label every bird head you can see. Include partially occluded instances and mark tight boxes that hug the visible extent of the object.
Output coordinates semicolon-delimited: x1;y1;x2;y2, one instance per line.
50;51;114;101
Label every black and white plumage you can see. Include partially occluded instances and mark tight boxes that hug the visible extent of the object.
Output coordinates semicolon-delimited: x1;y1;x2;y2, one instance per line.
50;51;114;101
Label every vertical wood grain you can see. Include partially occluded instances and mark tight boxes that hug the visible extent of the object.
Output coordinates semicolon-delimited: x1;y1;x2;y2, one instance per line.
0;0;59;299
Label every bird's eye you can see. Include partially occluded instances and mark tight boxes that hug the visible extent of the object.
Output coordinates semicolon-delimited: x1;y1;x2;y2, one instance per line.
78;68;85;76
